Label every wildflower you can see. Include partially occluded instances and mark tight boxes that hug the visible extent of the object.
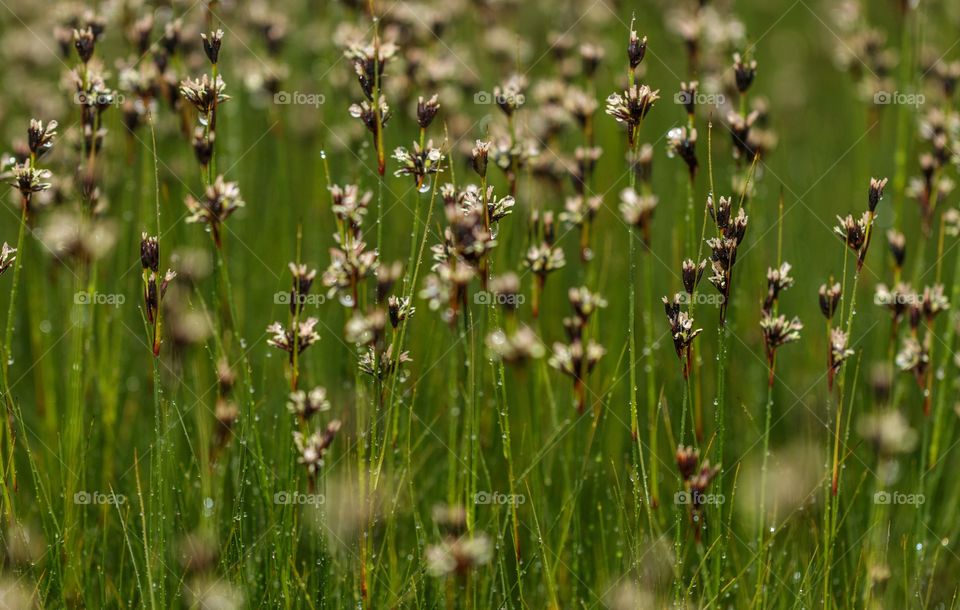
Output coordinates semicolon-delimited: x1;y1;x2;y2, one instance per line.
0;243;15;276
393;140;444;186
321;238;378;308
73;27;97;63
606;84;660;145
358;344;411;380
875;282;913;323
3;159;52;202
763;262;794;313
568;286;607;322
416;94;440;129
619;187;657;246
675;447;720;542
666;127;698;179
38;211;117;261
489;273;521;313
631;144;654;185
214;397;239;451
330;184;372;233
919;284;949;320
675;445;700;481
677;81;698;115
560;195;603;230
375;261;403;303
432;505;467;537
345;309;386;347
886;230;906;268
627;18;648;70
829;328;854;371
387;295;415;328
579;43;604;78
288;386;331;420
663;294;702;378
564;89;598;128
682;259;707;295
460;186;515;226
493;74;527;116
348;96;391;135
727;110;759;160
192;128;214;169
471;140;490;178
288;263;317;315
895;335;929;386
732;52;757;93
420;262;474;324
267;318;321;361
834;213;868;252
184;176;244;247
857;411;918;457
868;176;888;212
705;196;749;320
179;74;230;116
346;42;397;99
426;534;492;578
293;420;342;476
760;313;803;354
201;29;223;64
818;282;842;320
572;146;602;191
524;242;565;317
27;119;58;158
140;233;159;273
486;327;545;364
549;339;605;413
143;268;176;352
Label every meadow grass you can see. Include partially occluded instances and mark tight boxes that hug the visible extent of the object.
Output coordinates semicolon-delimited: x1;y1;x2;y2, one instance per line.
0;0;959;608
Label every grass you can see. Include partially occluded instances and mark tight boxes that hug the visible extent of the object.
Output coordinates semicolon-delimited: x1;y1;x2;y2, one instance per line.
0;0;959;608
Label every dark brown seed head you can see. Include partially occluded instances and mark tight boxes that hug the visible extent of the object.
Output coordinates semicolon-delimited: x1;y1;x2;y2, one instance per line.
73;27;97;63
681;258;706;294
192;128;214;168
868;177;888;212
162;19;182;55
416;94;440;129
201;29;224;65
471;140;490;178
27;119;58;158
886;229;906;267
140;233;159;272
732;52;757;93
678;81;698;115
676;445;700;481
819;282;842;319
627;18;648;70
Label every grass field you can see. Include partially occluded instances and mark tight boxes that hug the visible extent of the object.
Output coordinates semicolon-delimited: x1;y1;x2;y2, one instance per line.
0;0;959;607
